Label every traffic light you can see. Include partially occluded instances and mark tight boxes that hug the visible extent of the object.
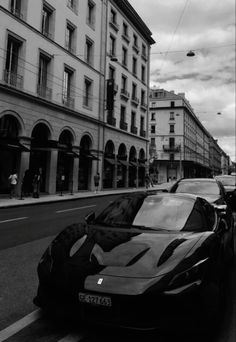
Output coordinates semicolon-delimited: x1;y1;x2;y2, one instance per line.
106;79;114;111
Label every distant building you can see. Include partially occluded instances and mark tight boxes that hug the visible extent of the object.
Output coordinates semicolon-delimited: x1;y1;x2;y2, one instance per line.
149;88;212;183
0;0;155;195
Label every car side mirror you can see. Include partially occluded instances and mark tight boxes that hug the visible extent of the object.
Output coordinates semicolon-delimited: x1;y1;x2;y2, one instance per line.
215;204;227;217
84;211;95;224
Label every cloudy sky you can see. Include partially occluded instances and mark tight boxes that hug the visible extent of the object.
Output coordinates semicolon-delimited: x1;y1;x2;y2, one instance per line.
129;0;236;162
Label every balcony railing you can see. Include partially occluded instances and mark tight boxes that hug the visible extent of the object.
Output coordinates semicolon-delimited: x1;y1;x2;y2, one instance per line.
140;102;147;111
131;125;138;134
122;33;130;44
107;115;116;126
120;120;128;131
141;52;148;61
62;95;75;109
109;20;119;32
131;96;139;106
120;89;130;101
4;70;23;89
132;44;140;54
37;84;52;100
140;129;146;138
163;144;181;152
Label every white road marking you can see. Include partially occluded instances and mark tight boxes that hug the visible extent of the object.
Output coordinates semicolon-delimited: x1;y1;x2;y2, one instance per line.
56;205;96;213
57;332;85;342
0;309;42;342
0;217;28;224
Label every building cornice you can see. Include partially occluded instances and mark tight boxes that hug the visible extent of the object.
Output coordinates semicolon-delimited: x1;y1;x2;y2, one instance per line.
111;0;155;44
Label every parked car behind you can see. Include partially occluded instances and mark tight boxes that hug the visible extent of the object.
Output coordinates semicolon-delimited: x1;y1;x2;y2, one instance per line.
34;192;234;330
215;175;236;212
169;177;233;229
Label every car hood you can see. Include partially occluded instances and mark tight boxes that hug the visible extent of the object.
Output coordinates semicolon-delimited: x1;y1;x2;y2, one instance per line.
88;230;204;278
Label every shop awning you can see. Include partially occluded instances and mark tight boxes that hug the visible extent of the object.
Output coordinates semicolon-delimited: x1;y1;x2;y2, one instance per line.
0;138;30;152
118;160;131;167
129;161;139;167
105;158;116;165
80;151;100;160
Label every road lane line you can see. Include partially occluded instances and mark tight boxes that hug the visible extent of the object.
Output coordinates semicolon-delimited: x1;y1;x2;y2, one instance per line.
56;205;96;213
57;332;85;342
0;309;42;342
0;217;28;224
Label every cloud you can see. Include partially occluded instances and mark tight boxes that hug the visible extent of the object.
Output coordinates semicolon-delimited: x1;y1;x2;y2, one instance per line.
129;0;236;161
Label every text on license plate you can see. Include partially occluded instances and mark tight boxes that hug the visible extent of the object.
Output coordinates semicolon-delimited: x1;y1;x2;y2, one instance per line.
79;292;112;307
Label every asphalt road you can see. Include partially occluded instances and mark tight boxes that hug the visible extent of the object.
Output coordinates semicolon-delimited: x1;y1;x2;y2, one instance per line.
0;196;235;342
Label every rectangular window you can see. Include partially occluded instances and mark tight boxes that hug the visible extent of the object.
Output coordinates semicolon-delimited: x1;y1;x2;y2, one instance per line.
123;22;128;36
67;0;77;13
121;75;127;91
132;56;137;75
120;105;126;122
10;0;22;18
151;125;156;134
169;124;175;133
41;4;53;38
141;65;145;82
151;125;155;134
62;67;74;107
140;116;144;130
131;111;136;126
142;43;147;57
171;101;175;107
151;113;155;120
122;46;127;66
87;0;95;27
132;83;137;98
151;138;155;146
85;37;94;65
109;35;116;56
110;8;117;24
4;35;23;88
37;53;51;97
83;77;93;109
133;34;138;47
65;22;75;53
141;89;146;105
169;137;175;147
170;112;175;120
109;65;115;80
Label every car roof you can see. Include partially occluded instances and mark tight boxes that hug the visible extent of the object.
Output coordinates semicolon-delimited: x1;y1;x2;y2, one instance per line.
179;178;217;183
130;191;199;201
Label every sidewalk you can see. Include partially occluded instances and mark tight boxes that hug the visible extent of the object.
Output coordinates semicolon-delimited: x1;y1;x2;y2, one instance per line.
0;183;169;209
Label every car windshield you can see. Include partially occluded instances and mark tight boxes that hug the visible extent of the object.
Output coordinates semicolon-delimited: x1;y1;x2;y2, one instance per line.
216;176;236;186
174;181;220;195
95;194;195;231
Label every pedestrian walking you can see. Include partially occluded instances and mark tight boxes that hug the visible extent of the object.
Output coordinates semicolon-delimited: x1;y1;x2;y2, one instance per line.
145;173;151;189
22;169;31;197
94;172;100;193
8;171;18;198
32;168;42;198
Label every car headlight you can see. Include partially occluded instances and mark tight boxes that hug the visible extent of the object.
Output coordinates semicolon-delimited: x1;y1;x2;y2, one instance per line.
165;257;209;294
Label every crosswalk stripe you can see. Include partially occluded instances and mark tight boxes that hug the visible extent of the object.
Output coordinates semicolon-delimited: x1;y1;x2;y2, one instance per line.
0;309;42;342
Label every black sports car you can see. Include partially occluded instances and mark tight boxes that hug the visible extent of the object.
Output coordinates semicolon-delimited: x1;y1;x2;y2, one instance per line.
169;177;233;228
215;175;236;212
34;192;234;330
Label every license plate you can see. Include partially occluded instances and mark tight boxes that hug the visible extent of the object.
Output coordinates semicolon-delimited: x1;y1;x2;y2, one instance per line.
79;292;112;307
